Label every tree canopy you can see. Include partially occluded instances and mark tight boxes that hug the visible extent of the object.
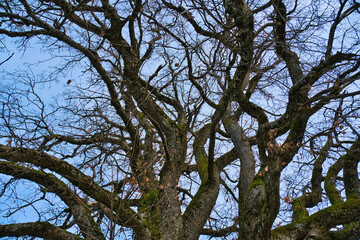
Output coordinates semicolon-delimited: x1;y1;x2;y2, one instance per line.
1;0;360;239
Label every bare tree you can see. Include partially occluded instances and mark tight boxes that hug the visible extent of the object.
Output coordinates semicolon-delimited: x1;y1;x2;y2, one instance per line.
1;0;360;239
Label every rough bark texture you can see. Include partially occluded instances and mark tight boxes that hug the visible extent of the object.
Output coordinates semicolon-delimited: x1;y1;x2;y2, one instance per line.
0;0;360;239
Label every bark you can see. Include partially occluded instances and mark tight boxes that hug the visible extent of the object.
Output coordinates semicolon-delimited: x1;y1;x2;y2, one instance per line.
0;161;105;240
0;222;84;240
272;199;360;239
223;111;255;215
343;138;360;200
182;125;221;240
1;0;360;239
291;135;332;220
240;167;281;239
182;171;220;240
0;145;151;239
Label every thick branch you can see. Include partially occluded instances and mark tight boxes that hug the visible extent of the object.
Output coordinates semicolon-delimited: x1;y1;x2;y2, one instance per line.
272;0;303;83
223;110;255;204
0;145;150;238
0;161;104;240
0;222;84;240
272;199;360;239
343;137;360;200
292;134;332;220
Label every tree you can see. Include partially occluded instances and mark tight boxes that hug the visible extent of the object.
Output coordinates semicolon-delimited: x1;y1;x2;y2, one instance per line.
0;0;360;239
